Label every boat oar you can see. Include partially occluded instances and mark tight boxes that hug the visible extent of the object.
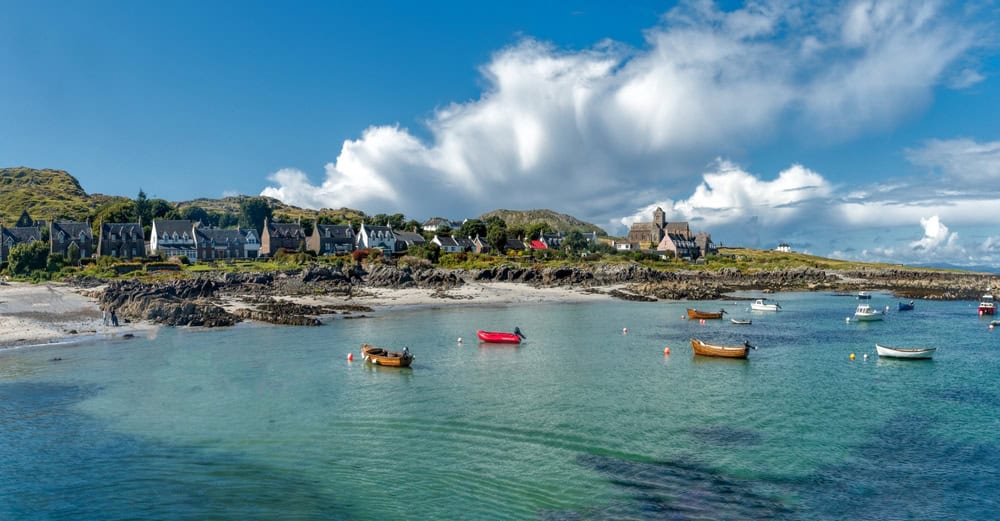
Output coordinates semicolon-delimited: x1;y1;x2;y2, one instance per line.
743;340;757;350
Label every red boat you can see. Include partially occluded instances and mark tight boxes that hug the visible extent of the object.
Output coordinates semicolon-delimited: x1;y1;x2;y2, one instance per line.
979;294;996;315
477;328;525;344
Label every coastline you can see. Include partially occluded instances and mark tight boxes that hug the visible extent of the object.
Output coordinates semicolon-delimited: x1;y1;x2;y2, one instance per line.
4;261;998;350
0;282;157;351
0;280;621;350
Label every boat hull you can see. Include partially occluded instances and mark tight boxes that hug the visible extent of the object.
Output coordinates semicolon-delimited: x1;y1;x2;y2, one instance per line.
361;344;414;367
750;304;779;311
730;319;752;325
854;313;884;321
690;338;749;359
898;302;915;311
687;309;724;320
875;343;935;359
477;330;521;344
979;305;996;315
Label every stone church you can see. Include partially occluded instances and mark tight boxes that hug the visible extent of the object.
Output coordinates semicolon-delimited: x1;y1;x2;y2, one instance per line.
627;207;689;245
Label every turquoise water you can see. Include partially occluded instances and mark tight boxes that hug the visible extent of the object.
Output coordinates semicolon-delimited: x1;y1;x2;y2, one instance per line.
2;291;998;519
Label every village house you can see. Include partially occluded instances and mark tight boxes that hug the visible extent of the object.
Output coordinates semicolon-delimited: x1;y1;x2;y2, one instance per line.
355;223;396;256
150;219;198;260
392;229;426;253
432;235;462;253
471;235;491;254
49;221;94;260
307;224;355;255
421;217;461;233
97;222;145;260
194;226;248;261
505;238;526;252
454;236;474;252
261;218;306;256
775;242;791;253
1;224;42;263
695;232;717;258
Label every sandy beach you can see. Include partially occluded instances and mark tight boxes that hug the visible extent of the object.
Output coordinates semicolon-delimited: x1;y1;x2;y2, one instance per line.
1;280;619;349
0;281;157;349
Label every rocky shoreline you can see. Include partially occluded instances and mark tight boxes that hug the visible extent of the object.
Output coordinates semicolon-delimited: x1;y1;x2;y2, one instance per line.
71;263;999;329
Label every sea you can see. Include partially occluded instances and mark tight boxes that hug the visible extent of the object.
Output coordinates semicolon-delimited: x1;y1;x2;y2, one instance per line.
1;291;998;520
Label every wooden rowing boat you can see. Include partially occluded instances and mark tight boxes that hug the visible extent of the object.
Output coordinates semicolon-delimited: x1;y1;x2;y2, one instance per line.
875;343;935;359
687;308;725;320
361;343;414;367
690;338;752;359
730;318;752;325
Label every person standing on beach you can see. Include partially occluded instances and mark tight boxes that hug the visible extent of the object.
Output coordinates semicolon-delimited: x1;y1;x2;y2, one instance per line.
111;308;119;327
102;309;109;326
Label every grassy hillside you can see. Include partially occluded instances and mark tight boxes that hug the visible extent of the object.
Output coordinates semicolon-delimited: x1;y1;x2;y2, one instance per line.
175;196;366;223
713;247;954;272
0;167;127;224
479;208;606;235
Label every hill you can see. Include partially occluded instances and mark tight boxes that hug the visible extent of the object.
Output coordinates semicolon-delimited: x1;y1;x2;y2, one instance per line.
0;167;128;224
478;209;606;236
176;196;366;223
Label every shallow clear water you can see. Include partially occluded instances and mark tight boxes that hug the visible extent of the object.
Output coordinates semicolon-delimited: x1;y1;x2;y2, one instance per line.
2;291;998;519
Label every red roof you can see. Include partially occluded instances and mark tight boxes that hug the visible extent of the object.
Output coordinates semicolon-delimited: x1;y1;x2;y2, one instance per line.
530;240;547;249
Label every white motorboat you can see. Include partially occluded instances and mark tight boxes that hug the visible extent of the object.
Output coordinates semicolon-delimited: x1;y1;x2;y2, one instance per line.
750;298;781;311
854;304;884;321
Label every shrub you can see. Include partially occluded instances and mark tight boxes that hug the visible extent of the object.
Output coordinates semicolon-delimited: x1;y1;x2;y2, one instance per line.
7;241;49;275
399;255;432;270
79;257;96;266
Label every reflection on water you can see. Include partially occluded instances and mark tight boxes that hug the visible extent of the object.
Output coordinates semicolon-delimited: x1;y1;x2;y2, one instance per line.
1;294;998;519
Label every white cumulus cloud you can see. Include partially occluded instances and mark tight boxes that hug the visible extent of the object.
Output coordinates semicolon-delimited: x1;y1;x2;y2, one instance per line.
261;0;982;231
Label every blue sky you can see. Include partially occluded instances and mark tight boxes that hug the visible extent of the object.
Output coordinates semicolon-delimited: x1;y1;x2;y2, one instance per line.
2;1;1000;266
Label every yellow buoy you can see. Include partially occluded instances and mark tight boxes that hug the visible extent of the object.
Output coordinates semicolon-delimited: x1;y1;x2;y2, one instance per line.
850;353;856;360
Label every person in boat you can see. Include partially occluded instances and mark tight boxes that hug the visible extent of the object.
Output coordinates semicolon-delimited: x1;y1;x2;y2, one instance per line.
402;346;410;358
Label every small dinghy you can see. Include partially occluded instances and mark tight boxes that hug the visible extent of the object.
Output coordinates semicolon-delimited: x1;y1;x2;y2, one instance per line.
875;343;935;360
730;318;752;325
477;327;526;344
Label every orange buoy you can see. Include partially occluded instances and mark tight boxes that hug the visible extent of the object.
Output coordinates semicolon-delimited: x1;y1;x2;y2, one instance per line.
699;319;706;325
663;347;671;355
347;352;354;361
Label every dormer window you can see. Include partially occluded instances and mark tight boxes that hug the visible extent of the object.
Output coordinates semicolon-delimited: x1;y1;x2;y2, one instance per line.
59;231;66;242
79;231;87;241
182;232;189;240
172;232;179;240
162;232;168;240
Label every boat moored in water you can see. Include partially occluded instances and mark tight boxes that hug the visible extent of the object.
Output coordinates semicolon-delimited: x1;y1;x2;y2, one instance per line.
477;327;525;344
857;291;872;299
898;301;915;311
875;343;936;359
690;338;754;358
361;343;414;367
978;294;996;316
687;308;726;320
730;318;752;325
750;298;781;312
854;304;884;321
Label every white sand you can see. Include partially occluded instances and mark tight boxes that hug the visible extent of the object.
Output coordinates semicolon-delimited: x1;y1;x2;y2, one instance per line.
0;281;156;349
0;280;621;349
278;282;621;311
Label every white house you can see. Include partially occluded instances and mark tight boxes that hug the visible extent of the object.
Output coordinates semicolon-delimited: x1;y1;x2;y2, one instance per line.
775;243;791;253
356;223;396;256
150;220;198;260
432;235;462;253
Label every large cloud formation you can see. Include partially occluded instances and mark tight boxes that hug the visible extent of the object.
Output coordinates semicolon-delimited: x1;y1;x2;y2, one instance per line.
261;1;989;263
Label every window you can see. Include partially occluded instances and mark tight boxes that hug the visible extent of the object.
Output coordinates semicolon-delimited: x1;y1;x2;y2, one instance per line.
131;248;137;256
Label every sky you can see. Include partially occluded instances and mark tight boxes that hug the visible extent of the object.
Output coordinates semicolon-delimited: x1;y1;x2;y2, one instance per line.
2;0;1000;266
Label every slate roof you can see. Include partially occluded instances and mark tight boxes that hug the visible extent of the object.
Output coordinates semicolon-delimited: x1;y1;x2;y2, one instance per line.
268;221;305;238
100;223;142;240
154;220;195;237
51;221;92;239
434;235;459;248
530;240;547;249
362;224;393;238
197;227;245;245
393;231;426;244
315;224;354;240
505;238;526;251
454;237;474;249
2;226;41;244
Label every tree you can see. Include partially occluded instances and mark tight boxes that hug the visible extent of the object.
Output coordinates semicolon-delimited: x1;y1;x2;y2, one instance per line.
486;219;507;253
135;189;151;225
239;197;273;236
459;219;487;240
561;231;588;253
67;242;81;265
436;225;452;237
7;241;49;275
148;199;175;219
526;222;551;241
179;205;210;225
